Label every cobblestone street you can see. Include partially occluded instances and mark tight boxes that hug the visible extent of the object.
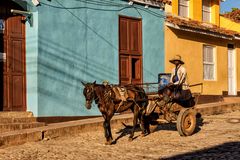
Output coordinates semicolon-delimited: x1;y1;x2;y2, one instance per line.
0;111;239;160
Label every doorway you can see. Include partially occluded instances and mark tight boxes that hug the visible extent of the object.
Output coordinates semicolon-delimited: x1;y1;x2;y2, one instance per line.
119;16;142;85
0;1;26;111
228;44;237;96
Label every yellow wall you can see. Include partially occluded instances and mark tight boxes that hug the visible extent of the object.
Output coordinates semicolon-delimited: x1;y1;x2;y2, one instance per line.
220;16;240;33
164;26;240;95
172;0;178;16
211;0;220;25
192;0;202;21
219;13;240;91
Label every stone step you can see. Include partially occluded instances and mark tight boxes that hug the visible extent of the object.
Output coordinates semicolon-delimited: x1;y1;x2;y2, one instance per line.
0;117;37;124
224;97;240;103
0;122;45;133
0;112;33;118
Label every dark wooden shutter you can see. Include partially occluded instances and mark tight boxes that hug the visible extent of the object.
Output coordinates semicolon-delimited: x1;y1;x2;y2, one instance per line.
0;2;26;111
129;20;141;54
120;55;130;84
7;15;26;111
119;16;142;85
119;18;129;54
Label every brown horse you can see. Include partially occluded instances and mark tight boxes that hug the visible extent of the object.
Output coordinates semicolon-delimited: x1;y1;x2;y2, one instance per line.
82;81;149;145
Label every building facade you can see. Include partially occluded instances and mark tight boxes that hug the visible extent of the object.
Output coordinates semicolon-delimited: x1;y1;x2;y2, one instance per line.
0;0;168;116
164;0;240;97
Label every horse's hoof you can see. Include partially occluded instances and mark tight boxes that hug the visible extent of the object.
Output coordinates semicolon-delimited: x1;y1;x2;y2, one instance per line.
141;133;146;137
128;137;133;142
105;141;112;145
141;132;150;137
105;139;113;145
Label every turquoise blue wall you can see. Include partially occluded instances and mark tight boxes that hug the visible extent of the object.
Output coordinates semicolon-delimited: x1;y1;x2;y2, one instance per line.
26;12;38;115
26;0;165;116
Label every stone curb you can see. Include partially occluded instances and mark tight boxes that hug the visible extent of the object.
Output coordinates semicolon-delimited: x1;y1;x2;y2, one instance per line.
196;102;240;116
0;114;133;147
0;102;240;147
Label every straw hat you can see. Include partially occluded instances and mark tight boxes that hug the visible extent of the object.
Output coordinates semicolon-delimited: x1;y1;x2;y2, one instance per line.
169;55;184;64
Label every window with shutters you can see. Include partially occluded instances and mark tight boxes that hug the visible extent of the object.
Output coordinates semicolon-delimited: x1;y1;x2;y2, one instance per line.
203;45;216;80
119;16;142;85
178;0;189;17
202;0;211;22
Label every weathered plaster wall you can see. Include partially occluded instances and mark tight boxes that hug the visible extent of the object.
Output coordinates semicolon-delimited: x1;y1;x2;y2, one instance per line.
220;16;240;33
211;0;220;25
30;0;165;116
26;12;38;115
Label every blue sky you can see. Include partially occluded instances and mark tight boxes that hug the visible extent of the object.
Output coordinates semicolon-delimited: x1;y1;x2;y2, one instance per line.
220;0;240;13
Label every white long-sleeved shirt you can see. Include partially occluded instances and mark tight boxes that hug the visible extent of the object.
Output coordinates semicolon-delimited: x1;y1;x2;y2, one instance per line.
170;65;189;90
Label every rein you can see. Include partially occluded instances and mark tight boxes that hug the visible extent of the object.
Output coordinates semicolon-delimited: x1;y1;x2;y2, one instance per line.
92;85;113;105
125;85;145;94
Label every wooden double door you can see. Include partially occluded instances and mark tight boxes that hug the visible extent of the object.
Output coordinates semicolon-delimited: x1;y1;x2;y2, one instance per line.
0;2;26;111
119;16;142;85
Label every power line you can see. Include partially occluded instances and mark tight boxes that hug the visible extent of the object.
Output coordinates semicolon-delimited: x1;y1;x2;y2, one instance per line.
39;0;166;19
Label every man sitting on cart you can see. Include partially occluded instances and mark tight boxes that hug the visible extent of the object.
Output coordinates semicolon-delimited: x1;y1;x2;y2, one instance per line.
168;55;194;107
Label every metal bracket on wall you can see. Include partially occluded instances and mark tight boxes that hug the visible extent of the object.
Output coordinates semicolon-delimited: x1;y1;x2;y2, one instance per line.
10;9;33;27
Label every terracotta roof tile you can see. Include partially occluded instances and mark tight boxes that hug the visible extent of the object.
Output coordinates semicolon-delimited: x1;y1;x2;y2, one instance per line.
166;15;240;38
157;0;172;5
223;9;240;23
130;0;172;6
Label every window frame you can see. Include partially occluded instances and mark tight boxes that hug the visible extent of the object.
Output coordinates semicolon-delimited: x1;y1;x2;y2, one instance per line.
203;45;216;81
202;0;211;22
178;0;189;18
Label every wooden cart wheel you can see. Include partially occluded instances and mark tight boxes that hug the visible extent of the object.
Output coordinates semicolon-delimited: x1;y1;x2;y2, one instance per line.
176;108;196;136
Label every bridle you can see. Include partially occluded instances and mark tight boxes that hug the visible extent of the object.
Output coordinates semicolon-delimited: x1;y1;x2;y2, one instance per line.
85;84;100;104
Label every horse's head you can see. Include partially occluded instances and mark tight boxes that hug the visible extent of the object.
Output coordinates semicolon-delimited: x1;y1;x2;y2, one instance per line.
82;81;96;110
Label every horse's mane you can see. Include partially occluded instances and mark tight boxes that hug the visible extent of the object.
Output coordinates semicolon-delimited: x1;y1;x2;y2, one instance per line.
92;84;113;104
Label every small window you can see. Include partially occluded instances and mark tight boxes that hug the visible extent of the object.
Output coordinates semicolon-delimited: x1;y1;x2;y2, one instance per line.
202;0;211;22
203;45;216;80
178;0;189;17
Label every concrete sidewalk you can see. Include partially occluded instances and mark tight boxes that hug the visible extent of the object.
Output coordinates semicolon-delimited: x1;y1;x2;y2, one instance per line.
0;101;240;147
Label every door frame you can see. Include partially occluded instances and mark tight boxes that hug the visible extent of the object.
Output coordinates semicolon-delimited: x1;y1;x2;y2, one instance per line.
228;44;237;96
118;15;143;85
0;2;27;111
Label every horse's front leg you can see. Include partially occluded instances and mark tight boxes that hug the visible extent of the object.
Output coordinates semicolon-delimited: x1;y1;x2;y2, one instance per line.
129;104;139;141
140;111;150;136
103;115;113;145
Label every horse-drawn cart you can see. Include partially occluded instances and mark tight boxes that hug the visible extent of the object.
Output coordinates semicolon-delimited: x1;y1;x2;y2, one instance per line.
137;75;202;136
82;77;202;145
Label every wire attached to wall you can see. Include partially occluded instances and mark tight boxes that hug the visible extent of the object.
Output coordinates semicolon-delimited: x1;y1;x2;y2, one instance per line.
39;0;166;19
